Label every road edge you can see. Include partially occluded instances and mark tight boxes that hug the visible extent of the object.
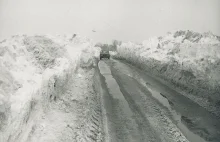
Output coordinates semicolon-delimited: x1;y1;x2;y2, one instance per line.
93;66;110;142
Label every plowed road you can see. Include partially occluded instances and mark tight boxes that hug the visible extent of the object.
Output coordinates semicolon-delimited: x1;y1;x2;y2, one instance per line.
98;59;220;142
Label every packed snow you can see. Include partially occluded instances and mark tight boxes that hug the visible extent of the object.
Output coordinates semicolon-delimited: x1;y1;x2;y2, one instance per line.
0;35;101;142
114;30;220;117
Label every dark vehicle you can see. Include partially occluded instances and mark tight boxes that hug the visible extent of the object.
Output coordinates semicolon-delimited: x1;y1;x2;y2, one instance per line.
100;50;110;60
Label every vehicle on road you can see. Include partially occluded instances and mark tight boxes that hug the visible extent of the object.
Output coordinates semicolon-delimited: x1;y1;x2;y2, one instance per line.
100;50;110;60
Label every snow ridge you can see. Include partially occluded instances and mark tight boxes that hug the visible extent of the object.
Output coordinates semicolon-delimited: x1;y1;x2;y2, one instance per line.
115;30;220;117
0;34;100;142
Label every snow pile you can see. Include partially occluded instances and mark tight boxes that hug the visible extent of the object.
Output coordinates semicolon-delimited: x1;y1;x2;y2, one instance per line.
115;30;220;116
0;34;99;142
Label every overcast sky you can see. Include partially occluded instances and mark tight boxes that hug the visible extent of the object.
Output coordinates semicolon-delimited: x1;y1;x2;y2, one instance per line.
0;0;220;43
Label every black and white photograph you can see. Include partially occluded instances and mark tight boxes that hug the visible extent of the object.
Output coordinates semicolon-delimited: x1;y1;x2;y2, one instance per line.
0;0;220;142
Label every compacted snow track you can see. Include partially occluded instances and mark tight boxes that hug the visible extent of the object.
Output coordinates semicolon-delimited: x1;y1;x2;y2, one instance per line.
98;59;220;142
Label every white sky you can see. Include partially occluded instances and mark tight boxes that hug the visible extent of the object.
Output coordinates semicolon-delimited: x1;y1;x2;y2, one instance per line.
0;0;220;43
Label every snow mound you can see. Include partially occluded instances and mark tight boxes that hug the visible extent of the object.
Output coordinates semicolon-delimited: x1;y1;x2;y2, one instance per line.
0;34;99;142
115;31;220;117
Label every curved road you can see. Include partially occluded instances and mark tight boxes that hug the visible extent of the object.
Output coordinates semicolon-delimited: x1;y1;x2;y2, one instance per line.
98;59;220;142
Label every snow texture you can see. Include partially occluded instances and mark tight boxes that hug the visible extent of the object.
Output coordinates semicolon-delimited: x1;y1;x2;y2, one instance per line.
0;34;101;142
114;30;220;117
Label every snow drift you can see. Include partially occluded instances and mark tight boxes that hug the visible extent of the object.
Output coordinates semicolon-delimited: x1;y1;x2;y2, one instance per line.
114;30;220;117
0;34;100;142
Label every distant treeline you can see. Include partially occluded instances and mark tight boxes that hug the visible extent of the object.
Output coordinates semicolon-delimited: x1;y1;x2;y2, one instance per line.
95;40;122;51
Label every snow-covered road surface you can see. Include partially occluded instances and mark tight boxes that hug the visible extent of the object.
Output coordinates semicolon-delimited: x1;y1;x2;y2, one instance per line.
98;59;220;142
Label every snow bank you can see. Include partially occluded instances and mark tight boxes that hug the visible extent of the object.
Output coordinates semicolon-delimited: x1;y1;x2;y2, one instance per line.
0;34;99;141
114;30;220;117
